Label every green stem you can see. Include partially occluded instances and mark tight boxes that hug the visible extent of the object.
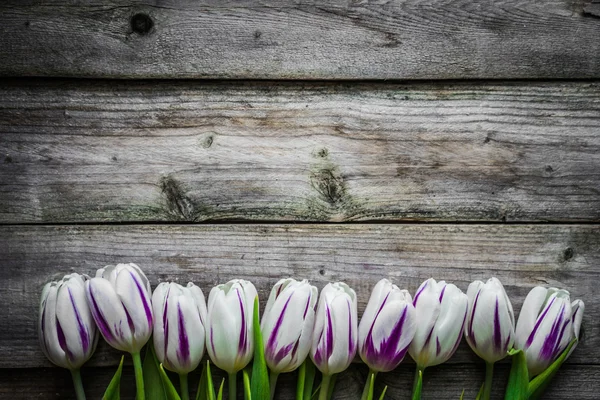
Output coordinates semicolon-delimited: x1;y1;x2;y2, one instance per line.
132;352;145;400
70;368;86;400
269;371;279;400
179;373;190;400
319;374;332;400
483;362;494;400
360;369;378;400
296;362;306;400
411;365;424;400
229;372;237;400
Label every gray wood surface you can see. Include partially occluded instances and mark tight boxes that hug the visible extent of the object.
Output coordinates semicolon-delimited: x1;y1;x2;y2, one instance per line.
2;80;599;223
1;0;599;79
3;364;600;399
1;224;597;369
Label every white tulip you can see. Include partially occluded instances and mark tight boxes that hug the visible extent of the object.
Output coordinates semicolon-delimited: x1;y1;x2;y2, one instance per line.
464;277;515;363
409;278;468;368
310;282;358;376
152;282;207;374
358;279;416;372
85;263;153;354
514;286;585;376
261;278;318;374
39;273;99;369
206;279;257;374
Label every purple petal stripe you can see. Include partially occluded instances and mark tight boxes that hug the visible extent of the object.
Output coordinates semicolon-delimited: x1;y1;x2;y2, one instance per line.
176;303;190;365
56;319;74;361
68;288;90;353
129;271;153;327
87;287;116;342
539;303;567;361
413;282;429;306
467;290;481;346
266;293;294;361
439;285;447;303
493;297;502;352
526;297;556;348
237;289;248;354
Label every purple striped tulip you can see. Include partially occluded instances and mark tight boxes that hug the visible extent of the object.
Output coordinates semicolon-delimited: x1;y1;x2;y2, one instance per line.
409;278;468;368
85;263;153;353
358;279;417;372
261;279;318;374
310;282;358;376
39;273;99;369
152;282;207;374
206;279;258;374
514;286;585;376
465;277;515;363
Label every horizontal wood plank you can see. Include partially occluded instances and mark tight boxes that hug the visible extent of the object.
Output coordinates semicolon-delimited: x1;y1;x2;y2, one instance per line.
0;224;598;368
2;363;600;399
0;1;599;79
1;80;599;223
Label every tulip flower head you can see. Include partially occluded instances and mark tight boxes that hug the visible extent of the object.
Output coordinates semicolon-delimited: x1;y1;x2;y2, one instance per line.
261;278;318;374
152;282;208;374
358;279;417;372
514;286;585;376
465;277;515;363
311;282;358;376
409;278;468;368
206;279;258;374
39;273;99;369
85;263;153;354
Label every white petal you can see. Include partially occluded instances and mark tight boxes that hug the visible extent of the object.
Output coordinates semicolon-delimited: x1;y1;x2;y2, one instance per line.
515;286;548;349
114;269;153;351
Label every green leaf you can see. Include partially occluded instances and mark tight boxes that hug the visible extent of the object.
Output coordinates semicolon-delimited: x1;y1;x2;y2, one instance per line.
458;389;464;400
302;359;316;400
243;368;252;400
411;368;423;400
504;349;528;400
196;361;216;400
250;296;270;400
158;364;182;400
475;382;484;400
144;343;168;400
367;371;375;400
102;355;124;400
378;386;388;400
216;379;225;400
527;338;577;400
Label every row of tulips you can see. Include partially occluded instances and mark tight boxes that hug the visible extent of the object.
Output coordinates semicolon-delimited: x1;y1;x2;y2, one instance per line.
39;263;584;400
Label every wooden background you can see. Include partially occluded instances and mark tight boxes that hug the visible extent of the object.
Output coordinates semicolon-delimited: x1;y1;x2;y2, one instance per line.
0;0;599;399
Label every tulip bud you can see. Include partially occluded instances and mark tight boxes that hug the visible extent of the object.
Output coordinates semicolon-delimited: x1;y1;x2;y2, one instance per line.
85;263;153;354
39;273;99;369
358;279;416;372
152;282;207;374
514;286;585;376
206;279;258;374
409;278;468;368
311;282;358;376
261;279;318;374
465;277;515;363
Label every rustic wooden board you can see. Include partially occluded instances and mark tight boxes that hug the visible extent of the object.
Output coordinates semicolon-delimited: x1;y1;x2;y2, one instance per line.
3;364;600;399
1;224;598;369
0;0;599;79
1;80;599;223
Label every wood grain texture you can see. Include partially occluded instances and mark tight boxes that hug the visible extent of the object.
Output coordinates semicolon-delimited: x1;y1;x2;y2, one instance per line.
1;80;599;223
0;224;598;368
2;364;600;399
0;0;599;79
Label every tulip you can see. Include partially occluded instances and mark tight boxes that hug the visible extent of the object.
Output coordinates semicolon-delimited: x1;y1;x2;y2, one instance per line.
206;279;258;399
153;282;207;400
85;263;153;400
311;282;358;400
261;279;318;398
514;286;585;377
357;279;416;400
464;277;515;400
408;278;468;399
39;273;99;400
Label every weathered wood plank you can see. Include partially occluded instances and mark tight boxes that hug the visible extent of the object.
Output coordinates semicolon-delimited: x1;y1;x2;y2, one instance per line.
0;0;599;79
0;224;598;368
1;80;599;223
2;363;599;399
